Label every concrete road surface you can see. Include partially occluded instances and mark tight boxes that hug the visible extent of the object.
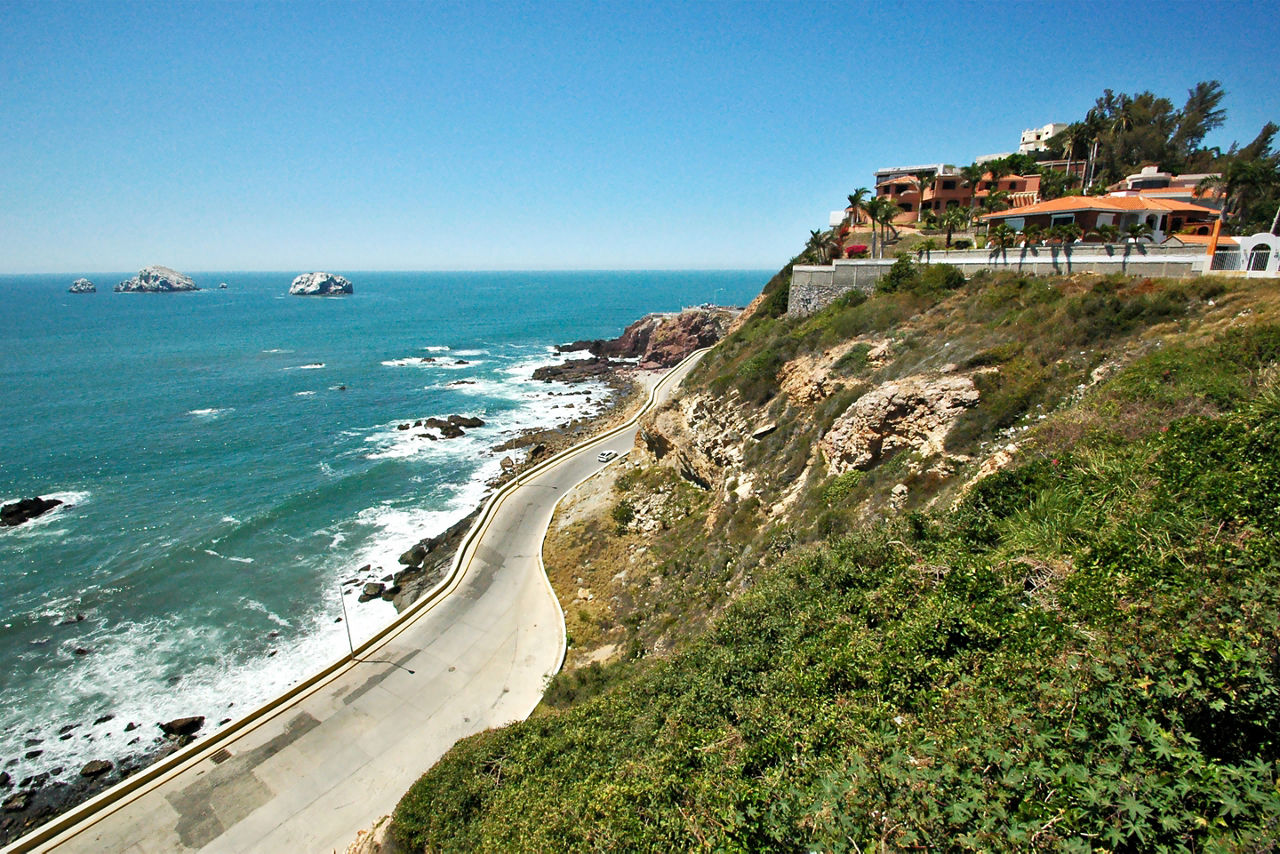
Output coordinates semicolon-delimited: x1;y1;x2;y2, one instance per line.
13;352;703;853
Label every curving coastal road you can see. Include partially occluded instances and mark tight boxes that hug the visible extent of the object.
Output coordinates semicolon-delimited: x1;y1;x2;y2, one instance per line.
11;352;704;854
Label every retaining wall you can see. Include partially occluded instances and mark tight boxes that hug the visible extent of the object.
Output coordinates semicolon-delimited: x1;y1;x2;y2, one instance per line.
788;245;1208;316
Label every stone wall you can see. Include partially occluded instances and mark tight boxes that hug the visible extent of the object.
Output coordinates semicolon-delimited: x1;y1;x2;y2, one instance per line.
789;244;1209;317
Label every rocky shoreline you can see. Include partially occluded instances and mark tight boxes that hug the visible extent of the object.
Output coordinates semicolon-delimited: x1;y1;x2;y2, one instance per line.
0;716;209;844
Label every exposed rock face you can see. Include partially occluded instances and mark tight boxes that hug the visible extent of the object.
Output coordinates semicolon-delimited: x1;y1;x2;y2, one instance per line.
1;496;63;527
560;307;738;369
289;272;353;296
114;266;197;293
635;392;750;490
68;278;95;294
819;373;981;475
778;338;892;405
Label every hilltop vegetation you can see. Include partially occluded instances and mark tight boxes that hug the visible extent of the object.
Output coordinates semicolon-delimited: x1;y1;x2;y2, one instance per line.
392;265;1280;851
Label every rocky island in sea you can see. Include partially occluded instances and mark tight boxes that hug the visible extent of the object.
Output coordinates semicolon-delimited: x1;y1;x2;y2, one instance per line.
113;266;198;293
68;278;95;294
289;272;353;296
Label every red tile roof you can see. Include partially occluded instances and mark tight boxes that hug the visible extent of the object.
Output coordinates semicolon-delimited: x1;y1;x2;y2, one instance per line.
979;194;1220;221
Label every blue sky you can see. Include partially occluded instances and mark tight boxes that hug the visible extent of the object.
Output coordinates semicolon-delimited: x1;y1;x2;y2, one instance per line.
2;0;1277;273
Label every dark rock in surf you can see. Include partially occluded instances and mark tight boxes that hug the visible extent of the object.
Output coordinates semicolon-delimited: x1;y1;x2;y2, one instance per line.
1;497;63;527
158;716;204;737
79;760;112;779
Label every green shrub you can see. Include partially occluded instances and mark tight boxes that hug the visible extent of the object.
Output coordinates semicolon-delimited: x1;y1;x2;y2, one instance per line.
832;343;872;375
919;263;965;291
823;470;864;504
611;499;635;532
876;254;919;293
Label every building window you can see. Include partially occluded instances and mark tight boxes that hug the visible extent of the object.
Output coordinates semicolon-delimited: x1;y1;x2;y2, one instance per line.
942;180;956;190
899;202;913;212
1050;214;1075;226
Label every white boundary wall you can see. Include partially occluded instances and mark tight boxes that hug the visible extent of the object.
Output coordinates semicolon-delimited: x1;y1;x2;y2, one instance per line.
789;244;1208;316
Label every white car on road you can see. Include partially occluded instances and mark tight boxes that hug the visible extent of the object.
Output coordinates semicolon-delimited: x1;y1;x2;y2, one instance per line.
596;450;618;463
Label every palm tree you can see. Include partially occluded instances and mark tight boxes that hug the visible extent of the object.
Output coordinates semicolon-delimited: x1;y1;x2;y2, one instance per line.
988;224;1017;260
1124;222;1153;243
804;229;837;263
1056;124;1082;181
960;163;986;213
1057;223;1083;243
915;238;938;263
1089;224;1120;244
861;196;886;258
939;205;969;249
1022;224;1045;246
1197;160;1279;230
874;201;901;256
980;190;1012;216
984;157;1013;197
913;172;937;223
846;188;870;227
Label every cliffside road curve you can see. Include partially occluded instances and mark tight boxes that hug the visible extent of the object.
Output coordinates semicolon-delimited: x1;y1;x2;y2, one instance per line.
12;352;705;854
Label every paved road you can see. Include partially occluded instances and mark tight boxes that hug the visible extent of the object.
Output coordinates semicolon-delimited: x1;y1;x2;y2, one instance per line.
16;353;702;854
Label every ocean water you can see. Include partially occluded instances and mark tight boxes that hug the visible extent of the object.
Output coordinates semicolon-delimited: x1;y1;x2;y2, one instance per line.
0;270;766;786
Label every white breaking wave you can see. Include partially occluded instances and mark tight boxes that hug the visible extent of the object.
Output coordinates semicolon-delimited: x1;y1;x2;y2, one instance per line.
287;363;325;371
203;549;255;564
381;357;439;367
188;408;232;418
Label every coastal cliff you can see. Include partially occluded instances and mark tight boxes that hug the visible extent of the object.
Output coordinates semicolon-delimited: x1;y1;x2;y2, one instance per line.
390;260;1280;850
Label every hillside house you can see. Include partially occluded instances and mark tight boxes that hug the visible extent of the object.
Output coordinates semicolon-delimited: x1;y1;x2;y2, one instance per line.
978;194;1222;242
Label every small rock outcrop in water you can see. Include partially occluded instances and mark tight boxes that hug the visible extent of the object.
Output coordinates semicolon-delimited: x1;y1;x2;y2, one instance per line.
114;266;198;293
68;278;96;294
158;716;204;737
1;496;63;527
79;760;112;778
289;272;353;296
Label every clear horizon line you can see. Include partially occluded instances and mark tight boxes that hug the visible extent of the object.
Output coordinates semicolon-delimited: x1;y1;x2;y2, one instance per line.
2;266;779;277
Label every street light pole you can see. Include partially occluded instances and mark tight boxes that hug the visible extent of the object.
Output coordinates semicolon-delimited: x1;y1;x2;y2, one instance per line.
338;583;354;660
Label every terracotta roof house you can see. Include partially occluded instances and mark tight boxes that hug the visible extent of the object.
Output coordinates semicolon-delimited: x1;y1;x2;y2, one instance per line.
979;194;1221;242
874;169;1041;224
1106;165;1224;209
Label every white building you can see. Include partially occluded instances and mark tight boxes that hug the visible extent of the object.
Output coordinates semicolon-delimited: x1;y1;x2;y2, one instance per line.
1019;122;1068;153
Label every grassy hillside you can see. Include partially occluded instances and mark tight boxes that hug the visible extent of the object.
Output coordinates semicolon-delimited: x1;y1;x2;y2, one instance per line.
391;266;1280;851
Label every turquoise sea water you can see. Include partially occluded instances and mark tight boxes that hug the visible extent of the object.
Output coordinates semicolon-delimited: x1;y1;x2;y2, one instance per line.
0;270;766;785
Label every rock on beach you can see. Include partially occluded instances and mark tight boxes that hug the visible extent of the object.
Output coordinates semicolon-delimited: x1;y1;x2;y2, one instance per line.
289;272;353;296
